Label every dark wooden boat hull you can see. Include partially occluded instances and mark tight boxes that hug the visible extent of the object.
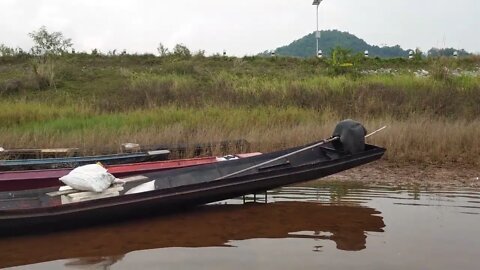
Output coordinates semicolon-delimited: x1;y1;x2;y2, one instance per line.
0;156;217;192
0;150;170;171
0;143;385;236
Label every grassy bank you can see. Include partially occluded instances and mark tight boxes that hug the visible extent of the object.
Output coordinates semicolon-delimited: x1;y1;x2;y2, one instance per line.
2;55;480;118
1;55;479;166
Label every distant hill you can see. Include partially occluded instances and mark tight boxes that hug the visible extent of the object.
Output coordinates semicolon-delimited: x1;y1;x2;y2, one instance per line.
267;30;473;58
270;30;409;58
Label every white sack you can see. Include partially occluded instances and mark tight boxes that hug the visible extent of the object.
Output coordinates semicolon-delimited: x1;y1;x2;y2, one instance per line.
59;164;115;192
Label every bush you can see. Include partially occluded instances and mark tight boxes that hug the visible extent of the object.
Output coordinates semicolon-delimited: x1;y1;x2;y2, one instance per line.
173;44;191;58
31;60;56;90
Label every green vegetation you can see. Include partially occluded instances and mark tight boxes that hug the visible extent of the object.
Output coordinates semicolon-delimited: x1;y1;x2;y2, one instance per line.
1;53;479;117
1;27;479;166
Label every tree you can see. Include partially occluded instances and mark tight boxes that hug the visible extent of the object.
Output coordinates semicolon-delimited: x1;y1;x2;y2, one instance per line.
173;44;191;57
157;43;170;56
0;44;15;56
428;47;471;57
28;26;73;57
413;47;424;61
27;26;72;90
331;46;352;65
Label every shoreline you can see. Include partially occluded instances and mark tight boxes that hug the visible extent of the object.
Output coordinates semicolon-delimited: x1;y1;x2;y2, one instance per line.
322;161;480;188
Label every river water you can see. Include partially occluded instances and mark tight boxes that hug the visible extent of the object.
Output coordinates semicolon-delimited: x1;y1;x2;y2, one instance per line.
1;183;479;269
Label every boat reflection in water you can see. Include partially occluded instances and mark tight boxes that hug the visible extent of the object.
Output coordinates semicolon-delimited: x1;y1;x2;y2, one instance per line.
63;256;125;270
0;200;384;268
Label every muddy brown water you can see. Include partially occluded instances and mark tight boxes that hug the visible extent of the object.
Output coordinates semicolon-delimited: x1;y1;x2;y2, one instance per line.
1;183;479;270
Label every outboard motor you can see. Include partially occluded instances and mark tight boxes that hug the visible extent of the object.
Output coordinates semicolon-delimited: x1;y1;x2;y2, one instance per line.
332;119;367;154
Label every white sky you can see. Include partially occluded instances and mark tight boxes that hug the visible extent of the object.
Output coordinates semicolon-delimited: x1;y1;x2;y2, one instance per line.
0;0;479;56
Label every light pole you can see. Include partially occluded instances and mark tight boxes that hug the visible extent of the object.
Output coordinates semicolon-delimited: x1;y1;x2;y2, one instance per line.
312;0;323;57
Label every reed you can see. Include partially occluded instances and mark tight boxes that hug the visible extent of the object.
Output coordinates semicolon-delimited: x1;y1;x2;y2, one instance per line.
0;105;479;166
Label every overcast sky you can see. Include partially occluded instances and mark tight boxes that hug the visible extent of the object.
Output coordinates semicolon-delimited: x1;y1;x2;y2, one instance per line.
0;0;478;56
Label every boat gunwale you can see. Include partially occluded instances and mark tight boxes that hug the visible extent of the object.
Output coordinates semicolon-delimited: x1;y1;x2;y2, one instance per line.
0;151;170;166
0;156;218;180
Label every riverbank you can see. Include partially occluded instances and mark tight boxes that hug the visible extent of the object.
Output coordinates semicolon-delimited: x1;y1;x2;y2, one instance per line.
323;161;480;188
1;55;479;167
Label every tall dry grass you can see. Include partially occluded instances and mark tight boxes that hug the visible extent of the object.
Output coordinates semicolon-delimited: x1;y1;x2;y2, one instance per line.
1;104;479;166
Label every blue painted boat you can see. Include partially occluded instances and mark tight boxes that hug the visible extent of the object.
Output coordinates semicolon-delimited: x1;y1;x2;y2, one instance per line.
0;150;170;171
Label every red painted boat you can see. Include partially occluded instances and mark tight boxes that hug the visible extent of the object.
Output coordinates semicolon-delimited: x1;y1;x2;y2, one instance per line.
0;153;263;192
0;157;217;192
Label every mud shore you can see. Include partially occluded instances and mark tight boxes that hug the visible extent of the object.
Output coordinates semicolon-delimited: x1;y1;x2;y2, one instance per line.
323;161;480;188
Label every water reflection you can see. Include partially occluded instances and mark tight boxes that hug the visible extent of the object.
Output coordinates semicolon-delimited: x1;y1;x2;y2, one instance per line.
64;256;124;270
0;201;384;268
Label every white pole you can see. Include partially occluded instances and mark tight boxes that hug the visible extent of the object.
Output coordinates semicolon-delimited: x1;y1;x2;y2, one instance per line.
316;4;319;56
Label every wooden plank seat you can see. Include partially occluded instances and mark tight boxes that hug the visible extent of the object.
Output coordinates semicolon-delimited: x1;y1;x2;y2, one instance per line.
47;175;150;204
0;148;79;160
58;186;124;204
40;148;79;158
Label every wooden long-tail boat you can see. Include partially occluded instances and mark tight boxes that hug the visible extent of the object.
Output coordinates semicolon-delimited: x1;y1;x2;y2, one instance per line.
0;142;384;235
0;121;386;236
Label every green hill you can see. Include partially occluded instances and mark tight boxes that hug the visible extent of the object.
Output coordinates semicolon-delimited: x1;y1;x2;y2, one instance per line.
272;30;409;58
